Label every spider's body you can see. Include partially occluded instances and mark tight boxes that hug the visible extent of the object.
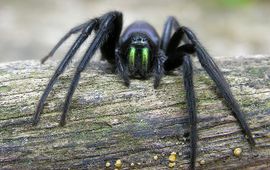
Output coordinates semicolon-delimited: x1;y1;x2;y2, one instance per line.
33;11;255;169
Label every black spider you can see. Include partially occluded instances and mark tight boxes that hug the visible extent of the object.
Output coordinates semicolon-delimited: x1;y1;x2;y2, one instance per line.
32;11;255;169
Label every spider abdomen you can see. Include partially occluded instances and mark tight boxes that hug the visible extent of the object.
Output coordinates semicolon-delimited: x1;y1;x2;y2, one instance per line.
121;21;160;46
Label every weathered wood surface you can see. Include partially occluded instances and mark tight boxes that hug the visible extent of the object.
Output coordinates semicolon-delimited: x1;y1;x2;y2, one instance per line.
0;55;270;170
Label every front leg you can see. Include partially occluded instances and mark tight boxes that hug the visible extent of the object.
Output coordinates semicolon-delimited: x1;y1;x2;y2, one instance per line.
153;50;167;88
33;19;98;125
60;11;123;126
115;48;130;86
160;16;180;51
180;26;255;146
164;45;198;169
182;55;197;170
167;26;255;146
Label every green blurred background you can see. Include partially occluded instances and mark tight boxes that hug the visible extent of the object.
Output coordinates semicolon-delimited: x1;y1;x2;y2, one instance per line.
0;0;269;62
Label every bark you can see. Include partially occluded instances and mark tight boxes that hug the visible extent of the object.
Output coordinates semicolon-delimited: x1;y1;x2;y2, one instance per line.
0;55;270;170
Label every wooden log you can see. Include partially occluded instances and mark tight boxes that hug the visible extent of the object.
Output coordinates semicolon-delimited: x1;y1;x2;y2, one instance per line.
0;55;269;169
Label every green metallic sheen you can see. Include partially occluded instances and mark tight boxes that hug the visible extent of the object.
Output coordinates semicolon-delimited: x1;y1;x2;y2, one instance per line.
142;47;149;70
129;47;136;67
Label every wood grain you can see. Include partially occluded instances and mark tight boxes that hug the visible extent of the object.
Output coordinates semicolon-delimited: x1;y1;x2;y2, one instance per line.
0;55;269;169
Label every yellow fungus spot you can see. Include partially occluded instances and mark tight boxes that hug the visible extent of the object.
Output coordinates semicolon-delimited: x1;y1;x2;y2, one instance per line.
115;159;122;169
199;159;205;165
154;155;158;160
169;152;177;162
169;162;176;168
234;147;242;157
105;161;111;168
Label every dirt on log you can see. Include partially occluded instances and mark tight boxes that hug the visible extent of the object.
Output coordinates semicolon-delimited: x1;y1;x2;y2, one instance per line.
0;55;270;169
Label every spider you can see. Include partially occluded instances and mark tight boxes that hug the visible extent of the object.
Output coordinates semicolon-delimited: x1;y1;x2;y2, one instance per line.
32;11;255;169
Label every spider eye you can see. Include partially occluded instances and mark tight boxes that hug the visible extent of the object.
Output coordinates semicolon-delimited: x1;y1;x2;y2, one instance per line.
142;47;149;70
128;47;136;67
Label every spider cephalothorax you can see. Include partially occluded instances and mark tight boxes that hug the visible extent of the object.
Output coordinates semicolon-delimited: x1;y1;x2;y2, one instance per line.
32;11;255;169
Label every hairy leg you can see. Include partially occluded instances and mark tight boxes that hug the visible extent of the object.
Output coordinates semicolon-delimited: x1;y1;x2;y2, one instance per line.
168;26;255;145
164;44;197;169
160;16;180;51
182;55;197;170
33;19;98;125
115;48;130;86
164;24;255;169
181;26;255;145
153;50;167;88
100;14;123;64
60;11;123;126
41;21;91;63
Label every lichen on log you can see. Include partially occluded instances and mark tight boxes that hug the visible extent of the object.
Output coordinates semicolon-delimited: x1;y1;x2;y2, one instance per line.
0;55;270;169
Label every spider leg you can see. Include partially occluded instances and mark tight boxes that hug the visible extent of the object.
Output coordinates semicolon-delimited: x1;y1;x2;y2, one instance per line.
153;50;166;88
182;55;197;170
160;16;180;51
41;21;90;64
164;44;194;71
156;16;181;88
182;27;255;145
32;19;98;125
115;48;130;86
99;13;128;85
100;14;123;64
170;26;255;145
60;11;122;126
164;45;197;169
